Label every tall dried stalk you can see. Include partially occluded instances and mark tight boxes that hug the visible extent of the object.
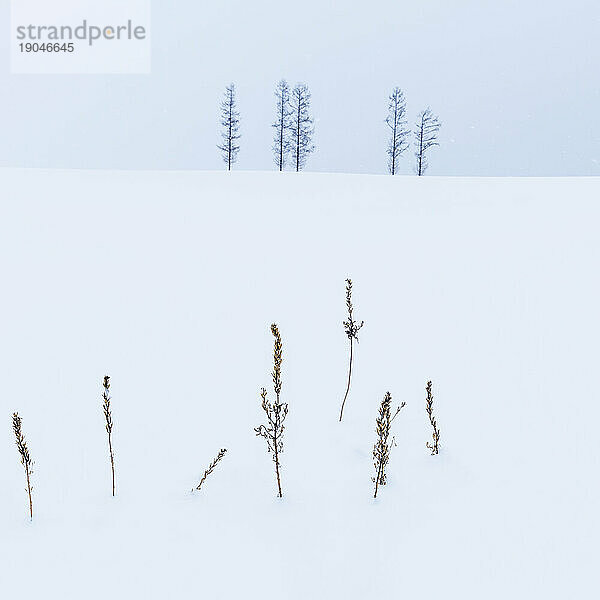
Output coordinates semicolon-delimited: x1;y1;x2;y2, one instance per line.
195;449;227;491
255;323;288;497
372;393;405;499
425;380;440;455
12;412;34;519
339;278;364;422
102;375;115;496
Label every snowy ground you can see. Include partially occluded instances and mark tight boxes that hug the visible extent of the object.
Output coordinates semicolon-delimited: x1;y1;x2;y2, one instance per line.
1;169;598;599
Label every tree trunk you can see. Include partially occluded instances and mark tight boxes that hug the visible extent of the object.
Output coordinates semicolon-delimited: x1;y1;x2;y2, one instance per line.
279;97;285;171
296;103;301;172
391;103;398;175
418;117;424;176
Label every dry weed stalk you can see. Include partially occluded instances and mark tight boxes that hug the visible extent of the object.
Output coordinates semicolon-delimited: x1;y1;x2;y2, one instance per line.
372;393;405;499
255;323;288;497
339;278;364;422
102;375;116;496
195;449;228;491
425;380;440;455
12;412;34;519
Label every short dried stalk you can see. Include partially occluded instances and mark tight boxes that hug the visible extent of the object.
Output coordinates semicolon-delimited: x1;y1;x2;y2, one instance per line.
12;412;34;519
102;375;115;496
255;323;288;497
339;278;364;422
425;380;440;455
372;393;405;499
195;449;227;491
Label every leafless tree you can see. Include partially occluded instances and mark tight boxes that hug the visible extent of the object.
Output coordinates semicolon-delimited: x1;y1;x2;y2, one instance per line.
414;108;441;175
386;87;409;174
218;83;241;170
289;83;315;172
273;79;292;171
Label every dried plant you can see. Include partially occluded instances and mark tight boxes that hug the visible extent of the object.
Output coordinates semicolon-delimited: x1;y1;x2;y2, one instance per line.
195;449;227;492
102;375;116;496
425;380;440;455
12;412;34;519
372;393;405;499
339;278;364;421
255;323;288;497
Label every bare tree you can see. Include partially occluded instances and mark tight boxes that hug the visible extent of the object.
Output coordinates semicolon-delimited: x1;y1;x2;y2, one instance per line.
272;79;292;171
12;412;34;519
289;83;315;172
414;108;441;176
218;83;241;170
386;87;409;174
255;324;288;497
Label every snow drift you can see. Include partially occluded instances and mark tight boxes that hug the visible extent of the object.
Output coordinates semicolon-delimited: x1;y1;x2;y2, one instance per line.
1;169;598;599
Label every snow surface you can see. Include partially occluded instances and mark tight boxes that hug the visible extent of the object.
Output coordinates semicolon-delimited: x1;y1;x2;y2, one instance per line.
1;169;599;599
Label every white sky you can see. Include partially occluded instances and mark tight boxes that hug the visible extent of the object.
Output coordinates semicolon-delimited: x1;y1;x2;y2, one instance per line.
1;0;599;175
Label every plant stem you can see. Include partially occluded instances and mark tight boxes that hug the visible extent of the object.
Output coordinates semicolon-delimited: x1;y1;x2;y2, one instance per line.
339;338;353;422
274;392;282;497
108;433;115;496
25;466;33;519
274;440;282;497
374;455;385;498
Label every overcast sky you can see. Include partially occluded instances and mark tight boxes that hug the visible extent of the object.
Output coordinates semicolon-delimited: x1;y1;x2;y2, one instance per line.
1;0;599;175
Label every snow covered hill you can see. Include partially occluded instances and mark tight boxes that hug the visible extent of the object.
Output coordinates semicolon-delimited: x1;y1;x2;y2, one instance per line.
1;169;598;599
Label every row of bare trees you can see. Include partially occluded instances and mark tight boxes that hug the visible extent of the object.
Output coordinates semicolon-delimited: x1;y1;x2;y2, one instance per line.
219;81;315;172
385;88;442;176
218;83;441;174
